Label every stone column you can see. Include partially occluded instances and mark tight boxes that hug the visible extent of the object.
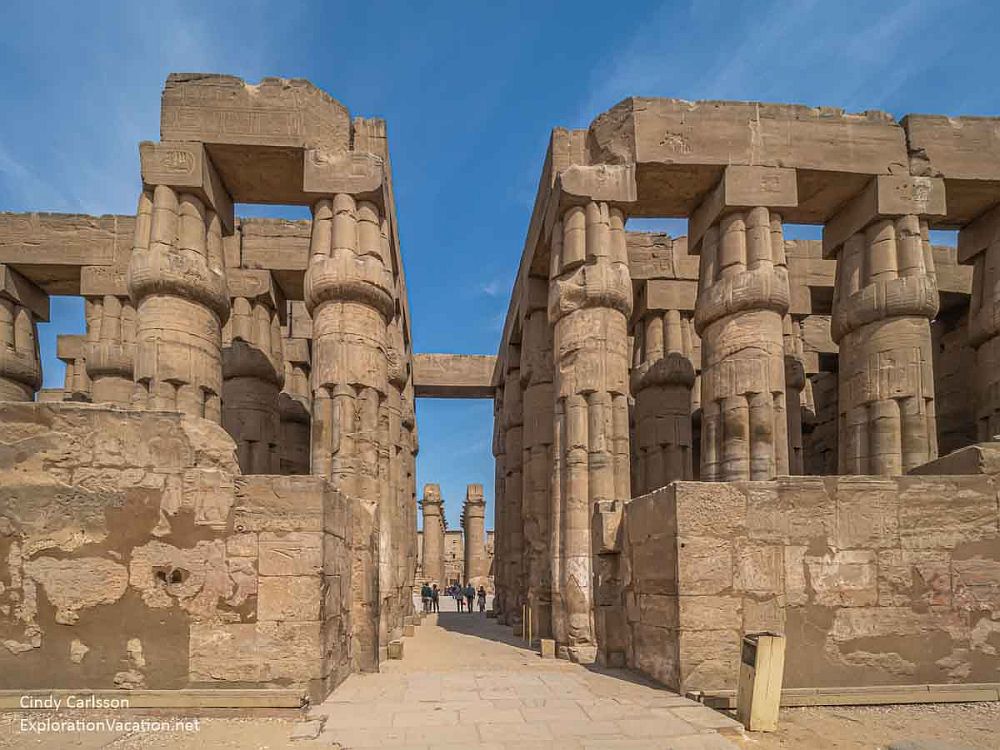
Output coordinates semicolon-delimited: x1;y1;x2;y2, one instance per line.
692;166;796;481
0;265;44;402
520;277;554;638
420;484;445;586
826;176;944;474
57;335;90;402
462;484;487;586
501;345;524;626
223;271;285;474
128;144;232;420
783;315;807;474
549;199;632;663
81;274;137;406
279;335;312;475
630;281;697;495
492;389;508;618
960;203;1000;441
305;194;394;493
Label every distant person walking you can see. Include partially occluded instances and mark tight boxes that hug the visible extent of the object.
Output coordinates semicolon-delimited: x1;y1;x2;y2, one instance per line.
464;583;475;613
420;582;431;613
431;584;440;613
477;586;486;612
455;584;465;612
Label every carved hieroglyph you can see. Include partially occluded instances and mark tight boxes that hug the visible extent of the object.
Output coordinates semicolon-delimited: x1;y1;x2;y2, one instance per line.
695;207;791;481
127;186;230;420
520;278;554;637
549;201;632;662
631;308;696;494
831;216;940;474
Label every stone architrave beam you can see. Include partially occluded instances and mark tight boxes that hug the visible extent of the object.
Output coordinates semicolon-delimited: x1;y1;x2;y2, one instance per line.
412;354;496;398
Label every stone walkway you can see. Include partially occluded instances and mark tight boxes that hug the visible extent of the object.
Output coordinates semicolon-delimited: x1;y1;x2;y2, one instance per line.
309;598;742;749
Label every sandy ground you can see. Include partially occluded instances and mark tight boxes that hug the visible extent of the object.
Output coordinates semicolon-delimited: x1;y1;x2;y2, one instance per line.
731;701;1000;750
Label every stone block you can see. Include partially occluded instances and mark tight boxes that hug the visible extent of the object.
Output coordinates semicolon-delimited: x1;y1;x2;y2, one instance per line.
674;481;747;537
403;624;415;637
257;621;323;681
234;475;325;532
387;639;404;659
257;575;322;621
805;550;878;607
733;540;783;595
258;531;323;576
139;141;234;234
897;476;997;549
678;536;733;595
677;595;741;631
188;623;260;682
834;477;900;549
539;638;556;658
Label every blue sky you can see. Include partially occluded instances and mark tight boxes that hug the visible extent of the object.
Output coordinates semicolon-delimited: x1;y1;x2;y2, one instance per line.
1;0;996;529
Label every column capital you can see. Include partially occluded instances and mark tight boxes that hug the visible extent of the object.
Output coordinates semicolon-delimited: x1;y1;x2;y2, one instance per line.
689;166;798;254
822;175;946;259
140;141;234;235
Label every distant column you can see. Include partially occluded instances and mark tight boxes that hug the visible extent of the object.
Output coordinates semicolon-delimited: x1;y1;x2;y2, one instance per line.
462;484;487;586
783;315;807;474
0;264;45;402
960;203;1000;441
223;271;285;474
630;282;697;494
83;292;136;406
57;335;90;401
693;166;797;481
827;176;944;474
420;484;446;586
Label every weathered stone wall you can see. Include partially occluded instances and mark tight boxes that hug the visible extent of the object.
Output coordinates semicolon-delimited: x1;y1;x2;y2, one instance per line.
621;475;1000;693
0;402;357;701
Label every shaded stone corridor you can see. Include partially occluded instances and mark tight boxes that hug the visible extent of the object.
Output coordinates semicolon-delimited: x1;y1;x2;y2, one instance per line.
307;597;742;749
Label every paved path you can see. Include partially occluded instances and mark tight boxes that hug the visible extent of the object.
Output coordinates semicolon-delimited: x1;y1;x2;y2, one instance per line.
310;600;742;749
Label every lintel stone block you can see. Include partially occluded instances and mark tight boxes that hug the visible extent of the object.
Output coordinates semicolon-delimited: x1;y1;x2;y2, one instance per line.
556;164;638;205
79;265;128;297
0;263;49;321
957;201;1000;264
283;337;310;366
139;141;235;235
302;150;385;198
639;278;698;316
689;166;798;253
822;175;946;258
56;334;84;362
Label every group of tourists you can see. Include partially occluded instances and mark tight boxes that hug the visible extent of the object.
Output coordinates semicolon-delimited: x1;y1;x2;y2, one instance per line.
419;582;487;613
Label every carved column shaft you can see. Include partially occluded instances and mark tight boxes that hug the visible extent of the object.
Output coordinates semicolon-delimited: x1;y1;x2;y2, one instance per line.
420;484;445;586
84;295;136;406
279;335;312;475
550;201;632;662
631;307;696;494
492;391;507;615
962;204;1000;440
223;292;284;474
831;212;940;474
783;315;807;475
463;484;488;585
127;185;230;421
521;279;554;638
695;206;791;481
0;266;44;402
501;346;524;625
305;194;394;494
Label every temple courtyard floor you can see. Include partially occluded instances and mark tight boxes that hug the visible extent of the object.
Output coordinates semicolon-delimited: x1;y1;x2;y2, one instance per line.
1;599;998;748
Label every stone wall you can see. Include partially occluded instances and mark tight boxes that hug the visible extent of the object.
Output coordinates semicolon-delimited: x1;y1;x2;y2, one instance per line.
621;475;1000;694
0;402;359;701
